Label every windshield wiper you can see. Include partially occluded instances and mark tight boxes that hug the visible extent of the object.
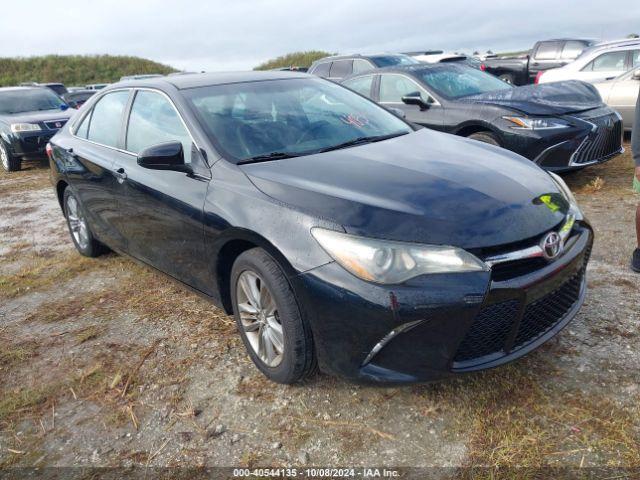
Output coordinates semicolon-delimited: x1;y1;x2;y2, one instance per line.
238;151;302;164
317;131;409;153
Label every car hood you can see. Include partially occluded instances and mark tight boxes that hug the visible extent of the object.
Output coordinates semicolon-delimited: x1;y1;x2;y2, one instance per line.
2;109;73;125
461;81;603;116
241;129;569;249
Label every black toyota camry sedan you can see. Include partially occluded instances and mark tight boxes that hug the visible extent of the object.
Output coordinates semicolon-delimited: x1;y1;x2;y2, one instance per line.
0;86;73;171
342;63;623;172
48;72;592;384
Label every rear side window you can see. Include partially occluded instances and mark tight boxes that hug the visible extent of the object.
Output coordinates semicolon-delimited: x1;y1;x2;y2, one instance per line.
633;50;640;68
126;91;193;163
329;60;353;78
311;62;331;77
534;42;561;60
561;41;588;60
583;51;628;72
342;75;374;98
86;90;130;147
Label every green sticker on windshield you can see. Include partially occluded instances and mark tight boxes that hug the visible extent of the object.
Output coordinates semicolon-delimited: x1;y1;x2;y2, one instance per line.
538;194;561;213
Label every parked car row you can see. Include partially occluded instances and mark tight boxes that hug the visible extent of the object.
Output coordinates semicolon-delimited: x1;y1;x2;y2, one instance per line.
47;72;593;384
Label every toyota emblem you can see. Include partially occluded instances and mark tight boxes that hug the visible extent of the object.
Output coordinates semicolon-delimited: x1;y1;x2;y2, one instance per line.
541;231;562;260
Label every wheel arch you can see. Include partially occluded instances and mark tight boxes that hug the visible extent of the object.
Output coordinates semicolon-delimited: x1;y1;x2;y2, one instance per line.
211;228;298;315
455;121;502;141
56;180;69;211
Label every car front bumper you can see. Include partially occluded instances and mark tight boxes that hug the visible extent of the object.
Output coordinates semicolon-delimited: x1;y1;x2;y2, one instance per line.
7;130;59;158
291;223;593;384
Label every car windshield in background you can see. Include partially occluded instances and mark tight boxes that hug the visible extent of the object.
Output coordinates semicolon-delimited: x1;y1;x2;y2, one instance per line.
185;77;411;163
418;65;513;99
0;89;66;114
371;55;421;67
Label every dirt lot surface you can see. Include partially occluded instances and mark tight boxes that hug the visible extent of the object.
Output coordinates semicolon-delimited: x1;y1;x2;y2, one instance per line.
1;147;639;476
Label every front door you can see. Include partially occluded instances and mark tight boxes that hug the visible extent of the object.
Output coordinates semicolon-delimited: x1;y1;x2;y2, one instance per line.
114;89;212;294
377;73;444;130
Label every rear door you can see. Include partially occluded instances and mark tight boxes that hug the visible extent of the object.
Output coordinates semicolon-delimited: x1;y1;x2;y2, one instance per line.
529;41;563;82
116;88;212;293
63;89;132;251
377;73;444;129
606;65;640;130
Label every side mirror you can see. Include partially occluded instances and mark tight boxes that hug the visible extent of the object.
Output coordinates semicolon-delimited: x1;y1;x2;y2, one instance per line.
401;91;431;110
633;70;640;80
137;141;192;173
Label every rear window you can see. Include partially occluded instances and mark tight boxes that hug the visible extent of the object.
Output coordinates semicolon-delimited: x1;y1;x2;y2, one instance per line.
534;42;562;60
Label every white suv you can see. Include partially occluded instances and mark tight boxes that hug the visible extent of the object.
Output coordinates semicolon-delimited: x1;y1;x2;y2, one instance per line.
538;39;640;84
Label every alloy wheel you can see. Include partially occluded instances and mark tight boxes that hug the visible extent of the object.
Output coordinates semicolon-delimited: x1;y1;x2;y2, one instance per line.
236;270;284;367
66;194;90;250
0;144;8;171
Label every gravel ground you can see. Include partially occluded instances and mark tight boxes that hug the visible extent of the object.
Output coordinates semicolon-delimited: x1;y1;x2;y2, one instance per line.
0;148;639;476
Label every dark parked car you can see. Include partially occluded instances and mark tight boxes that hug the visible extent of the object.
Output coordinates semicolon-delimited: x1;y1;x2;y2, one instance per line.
48;72;592;384
63;89;96;109
481;39;596;85
20;82;69;96
308;54;420;81
342;63;623;171
0;87;72;171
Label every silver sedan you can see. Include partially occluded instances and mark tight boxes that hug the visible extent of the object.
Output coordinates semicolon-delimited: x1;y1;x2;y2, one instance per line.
594;67;640;132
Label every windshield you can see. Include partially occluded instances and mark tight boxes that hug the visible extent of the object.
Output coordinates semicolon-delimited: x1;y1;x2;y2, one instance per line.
417;65;513;99
0;88;65;114
185;77;412;162
371;55;420;68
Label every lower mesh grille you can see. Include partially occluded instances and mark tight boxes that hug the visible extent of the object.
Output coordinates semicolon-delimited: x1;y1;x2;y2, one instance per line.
454;268;585;364
571;114;622;165
454;300;520;362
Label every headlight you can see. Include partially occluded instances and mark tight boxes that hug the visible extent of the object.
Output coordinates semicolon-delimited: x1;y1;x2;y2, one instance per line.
311;228;488;284
548;171;583;220
10;123;42;133
503;116;570;130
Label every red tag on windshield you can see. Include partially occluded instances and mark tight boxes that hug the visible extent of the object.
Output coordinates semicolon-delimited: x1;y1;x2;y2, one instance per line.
340;114;368;127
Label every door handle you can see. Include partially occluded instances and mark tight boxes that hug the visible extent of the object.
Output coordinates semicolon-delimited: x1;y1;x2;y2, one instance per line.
114;167;127;182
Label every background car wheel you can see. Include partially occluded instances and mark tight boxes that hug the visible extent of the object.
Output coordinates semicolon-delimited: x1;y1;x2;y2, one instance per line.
468;131;501;147
499;74;515;84
63;188;107;257
0;140;21;172
231;248;316;384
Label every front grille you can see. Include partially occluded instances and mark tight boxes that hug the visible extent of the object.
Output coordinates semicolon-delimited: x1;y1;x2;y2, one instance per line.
490;257;548;282
44;119;67;130
23;133;53;145
571;114;622;165
453;267;585;364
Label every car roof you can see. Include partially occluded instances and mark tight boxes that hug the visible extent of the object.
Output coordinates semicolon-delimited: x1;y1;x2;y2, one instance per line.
0;86;44;92
111;71;312;90
312;53;410;63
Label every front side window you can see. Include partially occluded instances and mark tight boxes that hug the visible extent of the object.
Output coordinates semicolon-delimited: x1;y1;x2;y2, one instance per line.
342;75;374;98
632;50;640;68
185;77;411;162
417;65;512;99
379;75;426;103
126;90;193;163
583;51;628;72
0;88;66;115
75;113;90;138
534;42;561;60
352;59;374;74
86;90;130;147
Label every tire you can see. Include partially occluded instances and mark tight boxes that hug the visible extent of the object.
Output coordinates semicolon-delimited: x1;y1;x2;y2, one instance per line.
0;140;21;172
499;74;515;85
230;248;316;384
468;131;501;147
63;188;106;257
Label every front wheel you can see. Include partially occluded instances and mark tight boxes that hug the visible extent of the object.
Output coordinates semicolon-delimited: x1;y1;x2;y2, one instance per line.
0;141;21;172
468;131;501;147
63;188;107;257
231;248;316;384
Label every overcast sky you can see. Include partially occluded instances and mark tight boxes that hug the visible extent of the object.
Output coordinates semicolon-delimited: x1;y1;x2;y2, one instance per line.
3;1;640;71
